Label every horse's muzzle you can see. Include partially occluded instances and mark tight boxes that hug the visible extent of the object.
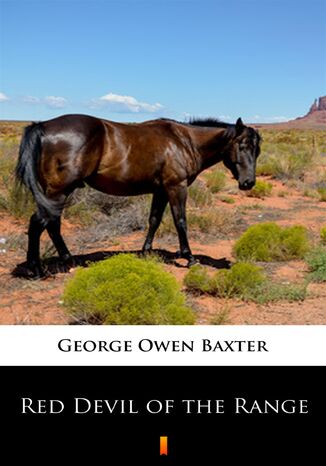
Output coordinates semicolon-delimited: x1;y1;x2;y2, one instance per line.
239;180;255;190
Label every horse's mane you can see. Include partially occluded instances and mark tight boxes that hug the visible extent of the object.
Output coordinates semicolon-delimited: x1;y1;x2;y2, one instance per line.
188;117;232;129
157;117;261;140
185;117;260;141
186;117;238;139
158;117;234;130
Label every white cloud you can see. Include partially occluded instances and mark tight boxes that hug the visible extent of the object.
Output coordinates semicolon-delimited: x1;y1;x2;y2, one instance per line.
44;96;68;108
0;92;9;102
91;93;163;113
21;95;68;107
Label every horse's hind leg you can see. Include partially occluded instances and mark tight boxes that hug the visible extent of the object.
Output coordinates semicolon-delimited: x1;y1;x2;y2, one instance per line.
142;189;168;253
166;183;197;267
26;212;47;278
46;216;71;262
26;196;69;278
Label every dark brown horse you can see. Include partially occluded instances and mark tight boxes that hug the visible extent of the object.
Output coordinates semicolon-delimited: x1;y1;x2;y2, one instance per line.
15;114;260;278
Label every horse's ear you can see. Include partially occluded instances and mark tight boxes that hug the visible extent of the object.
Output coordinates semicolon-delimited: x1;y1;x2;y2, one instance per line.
235;117;244;135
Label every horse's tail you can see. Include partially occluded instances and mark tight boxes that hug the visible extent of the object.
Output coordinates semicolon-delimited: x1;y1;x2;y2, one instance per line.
15;122;62;222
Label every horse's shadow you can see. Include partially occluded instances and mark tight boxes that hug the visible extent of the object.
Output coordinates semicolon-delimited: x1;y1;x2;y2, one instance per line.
12;249;232;279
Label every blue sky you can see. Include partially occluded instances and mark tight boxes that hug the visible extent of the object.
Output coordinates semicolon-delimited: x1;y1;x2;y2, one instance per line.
0;0;325;122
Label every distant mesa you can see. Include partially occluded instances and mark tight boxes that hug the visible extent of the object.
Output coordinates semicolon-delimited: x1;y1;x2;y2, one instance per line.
253;96;326;129
307;96;326;114
293;95;326;128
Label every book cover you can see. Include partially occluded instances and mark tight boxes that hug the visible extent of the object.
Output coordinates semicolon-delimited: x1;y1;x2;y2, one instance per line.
0;0;325;462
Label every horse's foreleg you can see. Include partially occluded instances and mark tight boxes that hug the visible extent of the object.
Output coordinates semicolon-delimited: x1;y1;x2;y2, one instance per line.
167;183;196;267
46;216;71;262
26;212;47;278
142;190;168;253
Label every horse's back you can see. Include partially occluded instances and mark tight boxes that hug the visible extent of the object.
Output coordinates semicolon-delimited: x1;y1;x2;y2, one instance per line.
42;113;104;138
38;114;193;197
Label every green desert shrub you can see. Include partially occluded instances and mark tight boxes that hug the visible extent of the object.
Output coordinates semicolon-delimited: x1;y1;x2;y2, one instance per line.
187;209;237;234
205;169;226;193
0;140;35;217
184;262;265;299
303;188;318;199
305;248;326;282
184;263;306;302
64;200;96;225
247;180;272;198
233;222;310;261
0;183;35;218
270;153;311;179
188;180;212;206
253;282;307;304
277;190;289;198
210;262;266;298
183;264;212;293
320;227;326;245
63;254;195;324
317;187;326;202
280;226;310;259
209;304;231;325
0;139;35;217
256;140;314;180
219;195;235;204
187;211;216;232
255;160;275;177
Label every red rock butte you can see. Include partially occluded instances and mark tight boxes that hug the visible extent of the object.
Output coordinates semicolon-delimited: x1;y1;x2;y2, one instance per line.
308;96;326;113
291;95;326;128
253;95;326;129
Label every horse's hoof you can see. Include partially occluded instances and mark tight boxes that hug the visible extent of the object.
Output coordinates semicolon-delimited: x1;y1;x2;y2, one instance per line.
176;250;197;264
187;257;199;267
141;246;153;255
12;262;46;280
61;253;72;263
60;254;75;270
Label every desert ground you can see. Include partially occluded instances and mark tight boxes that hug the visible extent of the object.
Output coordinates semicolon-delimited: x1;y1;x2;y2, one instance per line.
0;120;325;324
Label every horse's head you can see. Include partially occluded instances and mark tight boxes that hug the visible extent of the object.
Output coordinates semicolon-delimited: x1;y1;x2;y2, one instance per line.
223;118;261;190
